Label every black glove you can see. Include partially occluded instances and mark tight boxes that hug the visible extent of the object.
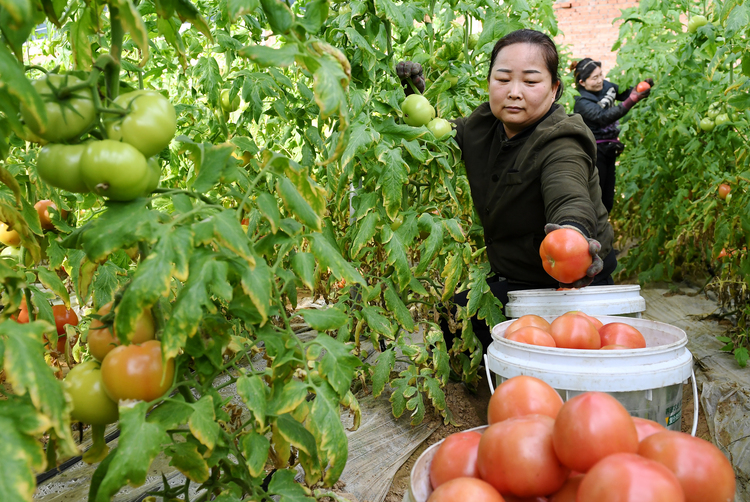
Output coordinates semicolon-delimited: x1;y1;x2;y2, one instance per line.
544;223;604;289
396;61;425;96
644;78;655;87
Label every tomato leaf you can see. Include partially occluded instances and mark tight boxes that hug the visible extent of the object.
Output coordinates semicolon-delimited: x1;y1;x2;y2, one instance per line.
226;0;259;19
310;234;366;286
276;177;322;231
166;442;210;483
361;305;392;339
441;252;464;302
236;256;273;324
383;279;414;331
371;348;395;398
239;431;270;477
268;469;314;502
36;267;70;307
725;3;749;38
299;307;348;331
275;413;321;477
157;16;187;69
374;145;409;220
260;0;295;34
297;0;328;33
93;402;170;502
256;192;281;234
380;226;412;292
112;0;150;65
291;251;316;291
311;333;360;398
312;56;349;121
306;380;349;484
175;0;213;40
188;395;222;452
237;374;268;428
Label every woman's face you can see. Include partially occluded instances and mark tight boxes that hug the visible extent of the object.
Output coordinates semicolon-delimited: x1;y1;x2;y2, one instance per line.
488;43;559;138
581;66;604;92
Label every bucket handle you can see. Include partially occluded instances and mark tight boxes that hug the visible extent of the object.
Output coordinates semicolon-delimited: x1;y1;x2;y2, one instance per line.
485;356;700;437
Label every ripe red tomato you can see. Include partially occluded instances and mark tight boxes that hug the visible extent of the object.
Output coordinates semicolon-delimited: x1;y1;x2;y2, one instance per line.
101;340;174;402
549;313;601;349
600;344;630;350
632;417;665;442
506;315;551;334
718;184;731;200
488;376;564;424
539;229;592;284
598;323;646;349
88;301;155;361
548;474;583;502
552;392;638;472
478;415;569;497
426;477;505;502
505;327;556;347
52;304;79;335
636;81;651;93
429;431;482;489
577;453;684;502
564;311;603;330
34;200;68;230
638;431;736;502
503;496;548;502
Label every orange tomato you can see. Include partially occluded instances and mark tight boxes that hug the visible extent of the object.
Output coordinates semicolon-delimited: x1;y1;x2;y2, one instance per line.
506;315;551;334
539;229;592;284
549;313;601;349
632;417;665;443
34;200;68;230
101;340;174;402
488;375;564;424
87;301;155;361
505;327;556;348
429;431;482;489
598;323;646;349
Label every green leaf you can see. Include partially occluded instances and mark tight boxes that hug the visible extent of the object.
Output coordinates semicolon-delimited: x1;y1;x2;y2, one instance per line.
375;144;409;219
240;431;270;477
299;307;348;331
236;374;267;428
113;0;150;64
373;0;407;35
260;0;295;34
443;219;466;242
188;396;222;452
310;234;366;286
256;192;281;233
728;92;750;110
0;398;49;502
351;211;379;259
371;348;395;398
735;347;749;368
227;0;259;20
340;119;379;171
312;333;360;398
441;253;463;302
276;177;322;231
238;44;299;67
157;16;187;68
175;0;213;40
291;252;316;291
268;469;314;502
166;442;210;483
725;3;749;38
307;381;348;484
192;142;236;193
297;0;328;33
36;267;70;307
70;6;96;70
275;413;319;464
237;256;273;324
267;379;308;416
380;226;412;291
383;279;414;331
313;55;349;121
361;306;392;339
92;261;122;310
94;402;170;502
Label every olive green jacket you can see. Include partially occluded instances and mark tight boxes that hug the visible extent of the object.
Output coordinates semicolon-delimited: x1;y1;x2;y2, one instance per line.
454;103;614;286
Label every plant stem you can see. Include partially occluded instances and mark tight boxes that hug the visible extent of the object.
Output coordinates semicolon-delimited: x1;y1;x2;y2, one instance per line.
107;4;125;101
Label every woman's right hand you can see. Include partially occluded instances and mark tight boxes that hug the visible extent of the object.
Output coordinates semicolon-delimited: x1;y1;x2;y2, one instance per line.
396;61;425;95
628;85;651;103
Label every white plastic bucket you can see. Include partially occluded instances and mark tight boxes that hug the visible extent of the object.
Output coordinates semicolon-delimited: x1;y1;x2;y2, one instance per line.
504;285;646;318
487;316;696;432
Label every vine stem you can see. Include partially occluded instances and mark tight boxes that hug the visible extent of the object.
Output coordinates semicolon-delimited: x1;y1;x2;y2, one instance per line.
107;4;124;101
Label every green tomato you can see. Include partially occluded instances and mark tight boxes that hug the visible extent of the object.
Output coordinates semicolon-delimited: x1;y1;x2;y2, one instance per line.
1;246;21;260
707;103;722;119
142;158;162;196
80;140;150;201
468;33;479;51
220;89;240;112
402;94;435;127
390;214;404;231
446;75;459;87
699;117;716;131
714;113;730;126
427;118;453;139
688;15;707;33
20;74;96;143
105;90;177;158
64;360;119;425
36;143;90;193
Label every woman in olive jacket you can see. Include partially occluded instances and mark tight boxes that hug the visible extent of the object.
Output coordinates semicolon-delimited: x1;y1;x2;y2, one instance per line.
399;30;617;350
571;58;652;212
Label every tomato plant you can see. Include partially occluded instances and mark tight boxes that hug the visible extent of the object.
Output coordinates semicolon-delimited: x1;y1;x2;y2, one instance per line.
429;430;482;489
539;229;592;284
487;375;563;424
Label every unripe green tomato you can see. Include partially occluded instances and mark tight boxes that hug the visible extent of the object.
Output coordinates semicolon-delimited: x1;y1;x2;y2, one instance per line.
390;214;404;231
446;75;459;87
1;245;21;259
64;360;119;425
36;143;90;193
714;113;730;126
105;90;177;158
707;104;722;119
80;140;151;201
402;94;435;127
468;33;479;51
427;118;453;139
699;117;715;131
142;158;162;196
20;74;96;143
688;15;707;33
220;89;240;112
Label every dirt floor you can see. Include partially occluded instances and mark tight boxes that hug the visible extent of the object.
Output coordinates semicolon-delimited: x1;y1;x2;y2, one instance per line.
384;377;711;502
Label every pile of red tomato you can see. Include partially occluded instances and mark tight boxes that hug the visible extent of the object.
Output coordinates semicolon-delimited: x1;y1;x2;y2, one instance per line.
427;375;736;502
502;312;646;350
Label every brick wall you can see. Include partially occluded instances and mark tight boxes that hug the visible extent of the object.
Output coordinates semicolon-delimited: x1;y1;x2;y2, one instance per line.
553;0;639;75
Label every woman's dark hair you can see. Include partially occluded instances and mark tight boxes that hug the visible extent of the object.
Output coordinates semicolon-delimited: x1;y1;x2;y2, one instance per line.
570;58;602;88
488;29;563;100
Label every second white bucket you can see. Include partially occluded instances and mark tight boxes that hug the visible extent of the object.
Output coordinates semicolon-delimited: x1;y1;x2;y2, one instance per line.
504;284;646;318
487;316;694;431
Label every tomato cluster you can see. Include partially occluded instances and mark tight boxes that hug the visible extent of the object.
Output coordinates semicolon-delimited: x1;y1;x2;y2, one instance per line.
427;376;736;502
13;299;79;353
503;313;646;350
401;94;454;140
31;82;174;201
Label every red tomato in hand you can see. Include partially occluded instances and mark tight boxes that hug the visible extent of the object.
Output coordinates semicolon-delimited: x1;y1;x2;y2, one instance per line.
549;313;601;349
548;474;583;502
505;327;556;347
553;392;638;472
429;431;482;489
598;323;646;349
539;229;592;284
564;311;603;330
632;417;665;442
488;376;564;424
577;453;684;502
478;415;569;497
427;477;505;502
638;431;736;502
101;340;174;402
636;81;651;93
718;184;731;200
88;301;155;361
506;315;551;334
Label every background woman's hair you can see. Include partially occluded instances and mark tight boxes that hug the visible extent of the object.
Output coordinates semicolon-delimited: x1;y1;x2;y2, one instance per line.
488;29;563;100
571;58;600;87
